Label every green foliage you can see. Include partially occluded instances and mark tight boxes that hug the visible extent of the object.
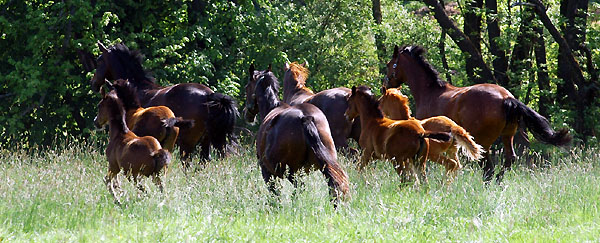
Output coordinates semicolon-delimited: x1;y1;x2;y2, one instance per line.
0;0;598;145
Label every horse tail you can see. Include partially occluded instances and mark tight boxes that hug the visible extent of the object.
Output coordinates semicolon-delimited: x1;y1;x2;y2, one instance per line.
416;131;452;162
503;98;572;146
162;117;195;129
423;131;452;143
300;116;350;198
449;124;484;160
205;92;240;151
152;149;172;174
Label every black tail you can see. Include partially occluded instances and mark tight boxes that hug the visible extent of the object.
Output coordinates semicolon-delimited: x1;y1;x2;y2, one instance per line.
423;131;452;143
301;116;349;198
205;92;240;152
162;117;195;129
503;98;572;146
152;149;172;174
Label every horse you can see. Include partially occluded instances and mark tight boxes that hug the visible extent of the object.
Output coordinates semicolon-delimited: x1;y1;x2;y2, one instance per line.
384;45;572;182
345;85;452;185
88;41;238;164
282;62;361;151
109;79;194;152
94;86;171;204
379;87;484;179
243;64;349;202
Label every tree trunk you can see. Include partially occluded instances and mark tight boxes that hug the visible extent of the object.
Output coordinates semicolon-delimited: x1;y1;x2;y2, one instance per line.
507;7;536;95
525;0;595;141
485;0;508;85
464;0;483;83
372;0;386;74
421;0;497;84
533;24;551;118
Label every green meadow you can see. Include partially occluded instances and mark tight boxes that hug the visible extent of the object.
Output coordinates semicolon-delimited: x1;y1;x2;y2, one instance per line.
1;140;598;242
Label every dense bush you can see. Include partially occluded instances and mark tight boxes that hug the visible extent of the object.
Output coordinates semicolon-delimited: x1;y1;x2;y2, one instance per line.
0;0;598;146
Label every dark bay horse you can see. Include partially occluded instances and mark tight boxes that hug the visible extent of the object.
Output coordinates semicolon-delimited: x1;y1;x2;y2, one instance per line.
94;87;171;204
89;42;238;163
110;79;194;152
345;86;452;185
379;88;483;180
243;64;349;202
384;45;572;182
283;62;360;150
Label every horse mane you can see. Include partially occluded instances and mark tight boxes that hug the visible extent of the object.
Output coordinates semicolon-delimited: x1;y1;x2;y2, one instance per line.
355;85;384;118
288;62;310;89
256;70;281;109
290;62;309;82
109;43;157;87
404;45;447;88
113;79;141;111
105;90;130;132
384;88;412;118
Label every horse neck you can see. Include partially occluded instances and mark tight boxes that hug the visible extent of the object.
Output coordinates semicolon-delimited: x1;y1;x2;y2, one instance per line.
283;76;313;103
258;86;282;121
402;64;446;109
108;113;131;140
387;105;411;120
355;97;385;126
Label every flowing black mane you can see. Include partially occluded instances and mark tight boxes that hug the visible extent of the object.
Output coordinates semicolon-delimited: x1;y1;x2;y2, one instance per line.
108;43;156;88
255;70;281;110
112;79;142;111
404;45;447;88
355;85;384;118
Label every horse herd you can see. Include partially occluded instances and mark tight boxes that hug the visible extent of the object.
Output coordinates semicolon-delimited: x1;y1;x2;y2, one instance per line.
86;42;572;204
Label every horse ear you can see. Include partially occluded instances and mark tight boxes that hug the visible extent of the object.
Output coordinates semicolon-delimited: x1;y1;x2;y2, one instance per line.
249;63;255;75
98;41;108;54
105;80;114;90
100;86;107;97
393;45;399;58
285;62;290;70
351;86;356;95
301;61;308;68
268;64;272;72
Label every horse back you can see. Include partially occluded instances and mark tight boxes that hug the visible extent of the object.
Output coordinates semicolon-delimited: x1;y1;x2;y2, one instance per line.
436;84;515;148
257;103;335;174
144;83;213;120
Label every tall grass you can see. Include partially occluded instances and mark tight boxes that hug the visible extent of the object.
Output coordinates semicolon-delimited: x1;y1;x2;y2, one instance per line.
0;141;598;242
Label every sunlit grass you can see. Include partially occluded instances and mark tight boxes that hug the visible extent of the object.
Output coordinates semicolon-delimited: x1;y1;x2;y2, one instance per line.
0;140;599;242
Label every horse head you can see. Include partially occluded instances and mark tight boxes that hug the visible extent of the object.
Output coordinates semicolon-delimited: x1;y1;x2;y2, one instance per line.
384;45;411;89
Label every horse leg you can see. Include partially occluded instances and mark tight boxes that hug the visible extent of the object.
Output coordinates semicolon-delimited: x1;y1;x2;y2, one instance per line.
496;135;516;183
133;176;145;193
104;172;120;205
358;148;373;171
479;151;495;182
261;164;278;195
152;175;164;193
199;136;212;163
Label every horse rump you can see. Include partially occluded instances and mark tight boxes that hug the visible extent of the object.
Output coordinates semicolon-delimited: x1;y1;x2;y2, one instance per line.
503;98;572;146
300;116;349;199
152;149;172;174
205;92;240;151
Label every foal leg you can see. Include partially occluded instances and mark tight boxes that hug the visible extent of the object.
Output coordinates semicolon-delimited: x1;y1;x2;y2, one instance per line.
358;148;374;171
104;172;120;205
496;135;516;183
152;175;164;193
